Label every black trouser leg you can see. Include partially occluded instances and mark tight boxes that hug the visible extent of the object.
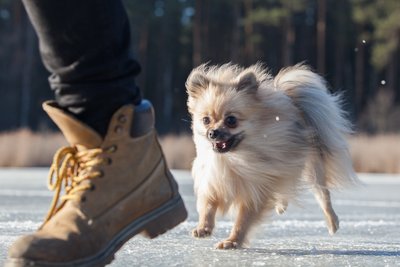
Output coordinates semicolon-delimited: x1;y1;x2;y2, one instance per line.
22;0;142;136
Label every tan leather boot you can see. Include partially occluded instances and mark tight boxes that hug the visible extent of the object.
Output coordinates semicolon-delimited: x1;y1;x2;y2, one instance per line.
6;100;187;267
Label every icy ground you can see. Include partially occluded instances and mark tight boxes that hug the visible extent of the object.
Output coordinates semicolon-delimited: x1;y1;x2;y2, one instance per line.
0;168;399;266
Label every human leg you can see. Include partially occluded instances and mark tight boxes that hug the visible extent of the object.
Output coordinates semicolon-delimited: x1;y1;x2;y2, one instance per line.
22;0;142;136
6;1;187;266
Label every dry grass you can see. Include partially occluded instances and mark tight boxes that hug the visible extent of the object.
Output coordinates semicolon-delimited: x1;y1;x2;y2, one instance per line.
0;129;399;174
159;135;196;170
349;134;400;174
0;129;195;169
0;129;67;167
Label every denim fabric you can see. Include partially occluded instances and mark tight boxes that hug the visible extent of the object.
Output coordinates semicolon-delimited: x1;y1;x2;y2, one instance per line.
22;0;142;135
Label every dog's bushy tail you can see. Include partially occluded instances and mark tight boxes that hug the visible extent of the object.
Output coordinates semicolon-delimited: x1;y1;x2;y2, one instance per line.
274;64;357;187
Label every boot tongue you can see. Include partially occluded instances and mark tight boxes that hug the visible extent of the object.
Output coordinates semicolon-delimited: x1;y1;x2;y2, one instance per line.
43;101;103;149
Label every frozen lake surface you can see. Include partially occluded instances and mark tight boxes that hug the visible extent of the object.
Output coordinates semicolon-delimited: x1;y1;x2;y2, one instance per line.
0;168;399;266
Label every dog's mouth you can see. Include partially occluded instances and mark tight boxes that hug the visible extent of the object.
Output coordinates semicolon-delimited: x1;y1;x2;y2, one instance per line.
212;132;244;153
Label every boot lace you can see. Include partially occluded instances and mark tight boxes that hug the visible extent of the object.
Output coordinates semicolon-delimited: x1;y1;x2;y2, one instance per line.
43;145;114;224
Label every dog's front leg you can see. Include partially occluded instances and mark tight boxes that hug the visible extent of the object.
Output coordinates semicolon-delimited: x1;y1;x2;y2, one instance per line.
216;205;256;249
192;195;217;238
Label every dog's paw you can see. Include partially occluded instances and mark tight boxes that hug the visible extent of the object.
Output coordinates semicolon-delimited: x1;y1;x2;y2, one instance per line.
275;200;288;215
192;227;212;238
215;239;238;250
327;213;339;235
275;205;287;215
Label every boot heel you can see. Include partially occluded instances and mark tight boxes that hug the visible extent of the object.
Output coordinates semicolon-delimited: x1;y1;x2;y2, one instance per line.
141;197;187;239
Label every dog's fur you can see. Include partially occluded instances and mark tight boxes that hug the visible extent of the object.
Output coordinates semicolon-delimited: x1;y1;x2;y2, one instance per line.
186;63;357;249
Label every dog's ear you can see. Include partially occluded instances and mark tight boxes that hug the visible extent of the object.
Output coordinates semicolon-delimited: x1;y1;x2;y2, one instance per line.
186;71;209;98
237;71;258;92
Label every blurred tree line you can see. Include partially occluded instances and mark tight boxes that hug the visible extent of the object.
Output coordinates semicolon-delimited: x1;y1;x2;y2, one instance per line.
0;0;399;135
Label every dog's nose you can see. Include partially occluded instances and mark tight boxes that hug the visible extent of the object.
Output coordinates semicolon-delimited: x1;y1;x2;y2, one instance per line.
208;129;220;140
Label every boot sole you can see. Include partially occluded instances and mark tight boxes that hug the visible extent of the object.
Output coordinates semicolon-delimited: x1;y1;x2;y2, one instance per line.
5;194;188;267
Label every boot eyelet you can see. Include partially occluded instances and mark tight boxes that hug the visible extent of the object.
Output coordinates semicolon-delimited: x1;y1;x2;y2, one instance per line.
98;170;104;178
90;184;96;191
81;196;87;202
118;115;127;123
114;125;123;134
106;158;112;165
108;145;117;153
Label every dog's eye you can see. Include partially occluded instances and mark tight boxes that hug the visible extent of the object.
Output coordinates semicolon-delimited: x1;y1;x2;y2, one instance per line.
225;116;237;128
202;116;211;125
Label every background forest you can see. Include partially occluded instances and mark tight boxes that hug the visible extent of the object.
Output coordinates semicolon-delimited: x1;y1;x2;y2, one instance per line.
0;0;399;171
1;0;400;134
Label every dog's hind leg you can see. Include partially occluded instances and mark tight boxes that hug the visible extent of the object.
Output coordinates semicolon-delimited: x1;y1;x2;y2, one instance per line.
313;186;339;235
309;156;339;235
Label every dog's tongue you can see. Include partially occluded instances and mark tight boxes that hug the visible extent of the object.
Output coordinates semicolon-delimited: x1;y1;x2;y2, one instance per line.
216;141;227;150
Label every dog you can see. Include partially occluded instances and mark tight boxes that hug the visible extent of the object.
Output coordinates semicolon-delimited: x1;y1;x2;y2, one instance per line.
186;63;357;249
